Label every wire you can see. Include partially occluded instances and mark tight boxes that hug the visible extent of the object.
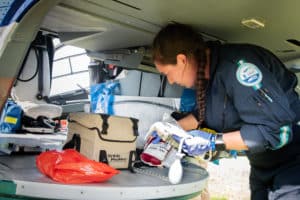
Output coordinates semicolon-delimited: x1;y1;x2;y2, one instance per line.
17;47;39;82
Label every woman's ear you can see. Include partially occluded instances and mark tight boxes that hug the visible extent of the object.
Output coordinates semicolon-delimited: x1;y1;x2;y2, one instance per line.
176;54;187;66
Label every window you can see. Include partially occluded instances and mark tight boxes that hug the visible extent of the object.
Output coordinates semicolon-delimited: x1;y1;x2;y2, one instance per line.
50;39;90;96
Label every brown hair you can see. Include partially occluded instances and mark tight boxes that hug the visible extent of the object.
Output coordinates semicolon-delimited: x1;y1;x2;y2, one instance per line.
152;23;207;127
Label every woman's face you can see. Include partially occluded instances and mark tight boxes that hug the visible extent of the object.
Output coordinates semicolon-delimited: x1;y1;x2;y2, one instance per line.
155;54;197;88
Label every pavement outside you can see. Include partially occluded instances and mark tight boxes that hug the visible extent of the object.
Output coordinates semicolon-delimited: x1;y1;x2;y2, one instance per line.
207;156;251;200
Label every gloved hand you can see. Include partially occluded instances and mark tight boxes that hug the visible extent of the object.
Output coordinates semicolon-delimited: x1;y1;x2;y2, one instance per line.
145;119;226;158
161;114;218;156
145;122;217;156
172;129;216;156
173;129;227;158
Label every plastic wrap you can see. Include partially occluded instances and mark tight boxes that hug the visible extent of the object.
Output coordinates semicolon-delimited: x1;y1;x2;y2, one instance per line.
36;149;119;183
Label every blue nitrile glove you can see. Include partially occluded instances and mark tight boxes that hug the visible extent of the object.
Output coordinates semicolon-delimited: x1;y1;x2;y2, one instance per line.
229;150;238;158
172;130;216;156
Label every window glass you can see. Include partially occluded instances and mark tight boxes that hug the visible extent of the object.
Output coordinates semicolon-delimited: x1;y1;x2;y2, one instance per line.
54;46;86;60
52;59;71;77
50;72;90;96
50;41;90;96
70;54;90;72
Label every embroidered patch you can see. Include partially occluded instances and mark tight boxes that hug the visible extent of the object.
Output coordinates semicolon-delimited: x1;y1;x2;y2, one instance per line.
236;61;262;87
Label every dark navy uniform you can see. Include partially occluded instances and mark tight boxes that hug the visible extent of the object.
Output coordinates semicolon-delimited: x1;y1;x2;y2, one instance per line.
202;42;300;199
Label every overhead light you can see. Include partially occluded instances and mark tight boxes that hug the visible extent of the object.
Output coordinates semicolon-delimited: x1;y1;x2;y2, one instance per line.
241;18;265;29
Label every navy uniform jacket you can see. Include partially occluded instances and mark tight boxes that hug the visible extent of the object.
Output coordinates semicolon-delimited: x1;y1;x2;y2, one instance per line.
202;42;300;169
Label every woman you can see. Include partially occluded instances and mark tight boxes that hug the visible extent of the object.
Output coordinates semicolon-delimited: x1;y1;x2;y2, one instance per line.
152;23;300;200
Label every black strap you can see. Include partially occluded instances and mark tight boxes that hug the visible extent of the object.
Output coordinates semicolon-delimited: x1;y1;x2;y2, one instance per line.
138;72;143;96
36;46;44;100
130;117;139;136
128;150;137;172
63;134;81;151
46;36;54;88
215;133;226;151
99;150;109;164
100;114;109;134
68;118;137;143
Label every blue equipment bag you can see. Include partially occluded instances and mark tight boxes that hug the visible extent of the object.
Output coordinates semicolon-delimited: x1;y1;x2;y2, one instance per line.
0;100;23;133
90;81;120;115
180;88;196;112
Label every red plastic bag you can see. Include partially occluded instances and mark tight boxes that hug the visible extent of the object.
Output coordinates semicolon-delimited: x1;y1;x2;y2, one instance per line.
36;149;119;184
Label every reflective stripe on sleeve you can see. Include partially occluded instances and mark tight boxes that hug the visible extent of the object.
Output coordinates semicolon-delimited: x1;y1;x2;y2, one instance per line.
271;125;291;150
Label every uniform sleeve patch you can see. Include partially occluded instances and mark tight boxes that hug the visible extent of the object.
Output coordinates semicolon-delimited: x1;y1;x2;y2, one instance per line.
236;60;263;87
